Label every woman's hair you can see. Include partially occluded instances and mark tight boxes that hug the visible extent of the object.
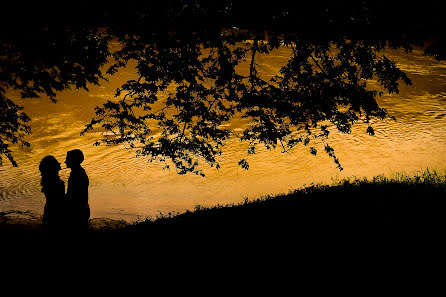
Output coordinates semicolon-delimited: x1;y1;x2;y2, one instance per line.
39;155;61;174
39;155;62;189
39;155;61;178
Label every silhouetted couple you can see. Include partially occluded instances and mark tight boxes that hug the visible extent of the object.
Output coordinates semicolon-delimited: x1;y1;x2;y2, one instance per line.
39;149;90;236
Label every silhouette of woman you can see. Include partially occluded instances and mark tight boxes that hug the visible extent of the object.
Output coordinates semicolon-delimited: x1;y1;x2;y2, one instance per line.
39;155;66;234
65;149;90;232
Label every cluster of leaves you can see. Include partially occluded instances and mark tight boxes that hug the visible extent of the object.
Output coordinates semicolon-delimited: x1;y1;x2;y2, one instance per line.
3;0;442;173
0;25;110;166
83;22;411;175
0;93;30;166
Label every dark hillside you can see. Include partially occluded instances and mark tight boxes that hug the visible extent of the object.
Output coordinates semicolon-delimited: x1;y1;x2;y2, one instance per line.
91;171;445;260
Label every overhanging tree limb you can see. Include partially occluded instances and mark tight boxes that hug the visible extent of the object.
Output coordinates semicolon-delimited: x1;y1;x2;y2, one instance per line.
2;0;442;170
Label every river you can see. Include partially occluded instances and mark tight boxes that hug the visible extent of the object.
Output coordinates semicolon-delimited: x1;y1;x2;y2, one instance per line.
1;46;445;222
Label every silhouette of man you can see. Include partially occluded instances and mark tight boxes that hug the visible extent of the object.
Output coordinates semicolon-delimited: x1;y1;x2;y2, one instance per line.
65;149;90;232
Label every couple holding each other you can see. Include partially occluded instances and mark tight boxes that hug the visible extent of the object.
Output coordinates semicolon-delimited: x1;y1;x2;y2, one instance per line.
39;149;90;234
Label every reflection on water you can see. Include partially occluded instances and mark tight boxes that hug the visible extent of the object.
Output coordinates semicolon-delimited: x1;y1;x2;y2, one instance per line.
1;47;445;222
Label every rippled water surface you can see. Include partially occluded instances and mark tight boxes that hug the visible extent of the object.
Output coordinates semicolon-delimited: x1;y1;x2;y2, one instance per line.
1;47;445;221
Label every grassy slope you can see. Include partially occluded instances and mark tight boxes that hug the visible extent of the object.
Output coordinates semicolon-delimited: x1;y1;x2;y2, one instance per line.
1;169;445;260
94;169;445;252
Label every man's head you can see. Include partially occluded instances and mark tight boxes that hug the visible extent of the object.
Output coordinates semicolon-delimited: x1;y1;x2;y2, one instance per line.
65;149;84;168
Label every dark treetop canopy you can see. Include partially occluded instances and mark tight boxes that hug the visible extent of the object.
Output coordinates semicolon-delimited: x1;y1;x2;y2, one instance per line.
1;1;444;173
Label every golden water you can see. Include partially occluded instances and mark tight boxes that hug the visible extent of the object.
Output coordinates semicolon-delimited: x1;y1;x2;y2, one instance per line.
1;47;445;221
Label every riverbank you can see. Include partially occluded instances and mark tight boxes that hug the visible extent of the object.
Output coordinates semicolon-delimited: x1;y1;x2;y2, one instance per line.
115;169;446;248
2;169;444;252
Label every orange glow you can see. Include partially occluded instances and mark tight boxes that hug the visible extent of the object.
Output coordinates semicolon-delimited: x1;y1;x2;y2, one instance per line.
1;46;445;222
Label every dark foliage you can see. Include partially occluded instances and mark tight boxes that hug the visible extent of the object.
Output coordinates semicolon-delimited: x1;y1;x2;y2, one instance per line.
0;4;110;166
1;1;444;171
82;1;414;174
